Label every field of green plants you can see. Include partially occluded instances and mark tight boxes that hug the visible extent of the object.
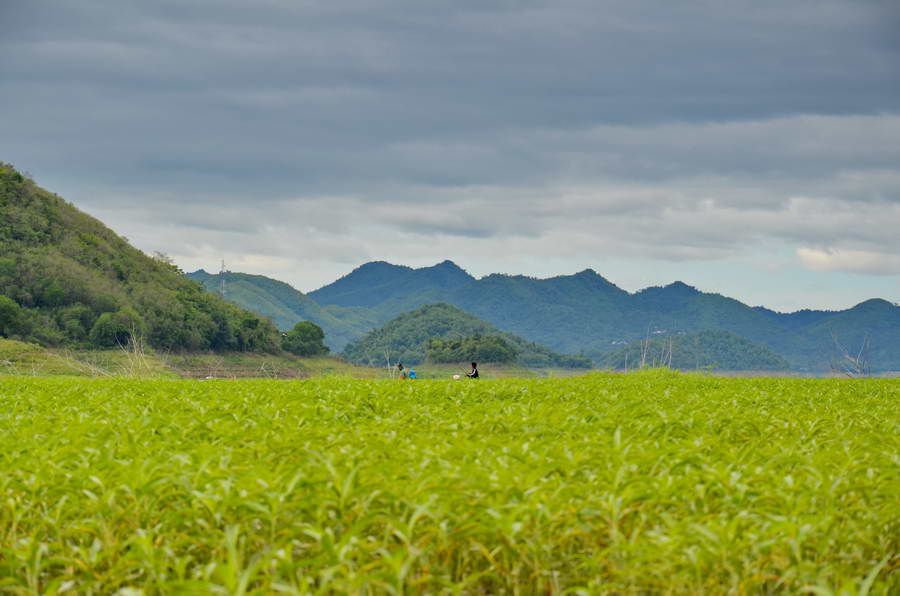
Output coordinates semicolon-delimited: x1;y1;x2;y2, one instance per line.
1;372;898;594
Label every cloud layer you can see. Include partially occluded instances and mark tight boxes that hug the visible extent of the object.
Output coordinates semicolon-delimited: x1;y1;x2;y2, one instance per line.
1;0;898;309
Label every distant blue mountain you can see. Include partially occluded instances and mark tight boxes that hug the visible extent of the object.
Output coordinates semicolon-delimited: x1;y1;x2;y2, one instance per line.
308;260;474;308
308;261;900;371
190;260;900;371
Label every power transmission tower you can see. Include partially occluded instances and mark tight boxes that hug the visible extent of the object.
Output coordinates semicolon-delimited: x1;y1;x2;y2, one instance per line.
219;259;227;297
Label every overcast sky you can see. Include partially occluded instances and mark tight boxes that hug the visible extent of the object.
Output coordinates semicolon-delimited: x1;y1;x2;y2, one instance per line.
2;0;899;311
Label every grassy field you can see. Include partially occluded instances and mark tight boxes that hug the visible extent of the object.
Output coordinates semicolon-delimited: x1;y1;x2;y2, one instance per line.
0;338;576;380
1;372;898;594
0;338;376;380
0;339;174;378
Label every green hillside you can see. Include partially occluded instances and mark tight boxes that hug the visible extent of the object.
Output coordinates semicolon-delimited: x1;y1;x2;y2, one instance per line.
0;164;280;352
187;269;377;351
800;299;900;372
451;269;632;354
451;275;805;363
188;263;479;352
312;262;900;371
603;329;791;371
342;303;591;368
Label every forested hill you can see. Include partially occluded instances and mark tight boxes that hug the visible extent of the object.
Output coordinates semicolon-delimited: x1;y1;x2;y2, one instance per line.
305;260;900;371
342;303;591;368
187;261;900;370
188;262;479;352
603;330;791;371
0;164;280;351
187;269;377;351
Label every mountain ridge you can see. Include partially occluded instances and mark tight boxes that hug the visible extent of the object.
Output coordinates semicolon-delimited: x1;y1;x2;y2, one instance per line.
190;259;900;370
308;260;475;308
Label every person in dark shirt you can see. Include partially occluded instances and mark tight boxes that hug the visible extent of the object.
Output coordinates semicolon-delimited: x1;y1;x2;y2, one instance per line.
465;362;479;378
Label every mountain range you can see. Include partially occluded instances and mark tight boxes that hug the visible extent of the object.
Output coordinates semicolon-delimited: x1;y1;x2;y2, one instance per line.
10;161;890;372
189;260;900;371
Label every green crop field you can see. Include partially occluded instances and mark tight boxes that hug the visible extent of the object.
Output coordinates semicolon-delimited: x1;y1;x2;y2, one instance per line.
1;372;898;594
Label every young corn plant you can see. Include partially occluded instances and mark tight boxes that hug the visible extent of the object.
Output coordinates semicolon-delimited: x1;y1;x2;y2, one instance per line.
0;373;897;593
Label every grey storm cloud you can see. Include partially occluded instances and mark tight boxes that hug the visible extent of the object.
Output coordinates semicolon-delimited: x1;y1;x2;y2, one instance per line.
1;0;899;303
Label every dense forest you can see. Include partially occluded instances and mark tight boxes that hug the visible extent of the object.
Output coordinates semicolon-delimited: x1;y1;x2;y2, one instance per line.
342;303;591;368
426;334;519;364
0;164;281;352
602;330;791;371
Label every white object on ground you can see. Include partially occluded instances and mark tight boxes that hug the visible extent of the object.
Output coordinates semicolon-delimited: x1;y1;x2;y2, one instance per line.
452;374;460;380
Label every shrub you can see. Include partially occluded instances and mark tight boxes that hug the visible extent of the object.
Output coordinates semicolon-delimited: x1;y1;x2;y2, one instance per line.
88;308;147;347
0;295;22;337
282;321;329;356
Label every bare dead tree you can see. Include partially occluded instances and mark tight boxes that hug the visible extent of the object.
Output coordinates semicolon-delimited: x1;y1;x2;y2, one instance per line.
653;336;673;369
830;330;871;378
639;325;651;369
115;324;155;377
384;345;396;378
152;251;174;265
662;336;674;368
